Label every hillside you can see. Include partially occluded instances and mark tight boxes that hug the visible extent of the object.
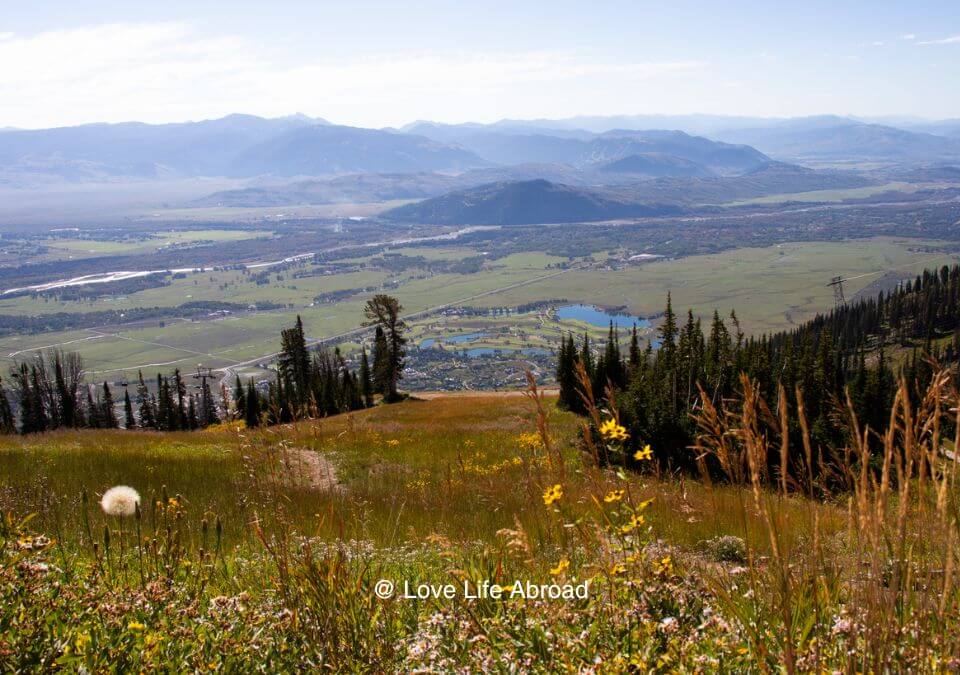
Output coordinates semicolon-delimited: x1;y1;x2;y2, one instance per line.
381;179;681;225
597;153;715;178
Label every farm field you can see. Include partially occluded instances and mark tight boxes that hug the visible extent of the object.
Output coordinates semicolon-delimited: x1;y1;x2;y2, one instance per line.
466;237;960;335
725;181;958;206
2;236;957;380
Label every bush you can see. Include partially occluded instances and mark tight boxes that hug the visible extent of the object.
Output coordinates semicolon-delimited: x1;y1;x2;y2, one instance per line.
699;535;747;563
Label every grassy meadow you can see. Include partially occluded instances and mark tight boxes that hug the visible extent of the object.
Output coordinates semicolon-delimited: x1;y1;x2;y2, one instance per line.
4;383;960;670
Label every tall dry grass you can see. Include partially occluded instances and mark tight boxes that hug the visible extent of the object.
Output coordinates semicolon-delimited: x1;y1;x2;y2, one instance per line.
691;368;960;671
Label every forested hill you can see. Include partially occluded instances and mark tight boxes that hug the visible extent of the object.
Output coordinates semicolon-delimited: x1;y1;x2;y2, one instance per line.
556;262;960;477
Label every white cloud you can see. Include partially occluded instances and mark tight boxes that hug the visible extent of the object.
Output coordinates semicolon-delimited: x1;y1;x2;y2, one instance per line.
900;33;916;40
871;41;885;47
0;22;706;128
918;34;960;45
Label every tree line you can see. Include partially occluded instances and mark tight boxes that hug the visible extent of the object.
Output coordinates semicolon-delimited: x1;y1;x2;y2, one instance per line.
0;294;409;434
557;264;960;480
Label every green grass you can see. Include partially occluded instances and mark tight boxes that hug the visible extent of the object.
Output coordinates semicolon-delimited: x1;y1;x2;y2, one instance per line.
3;390;960;670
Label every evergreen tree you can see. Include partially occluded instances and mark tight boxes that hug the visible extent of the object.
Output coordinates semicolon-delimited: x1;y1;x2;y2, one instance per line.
363;295;407;402
136;370;156;429
244;380;261;428
0;377;14;434
359;347;374;408
278;315;311;412
371;326;390;397
101;382;118;429
199;375;220;427
233;375;246;419
123;389;136;429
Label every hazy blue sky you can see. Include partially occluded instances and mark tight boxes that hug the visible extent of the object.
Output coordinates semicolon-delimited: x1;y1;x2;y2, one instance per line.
1;0;958;128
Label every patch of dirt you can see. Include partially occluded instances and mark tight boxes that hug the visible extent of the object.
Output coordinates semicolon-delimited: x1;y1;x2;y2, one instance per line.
280;448;342;492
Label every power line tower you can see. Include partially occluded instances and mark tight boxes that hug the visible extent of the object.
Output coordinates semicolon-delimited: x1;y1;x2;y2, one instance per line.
828;276;846;307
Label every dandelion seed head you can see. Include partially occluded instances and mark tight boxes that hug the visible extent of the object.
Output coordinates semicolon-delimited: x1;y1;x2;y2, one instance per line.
100;485;140;517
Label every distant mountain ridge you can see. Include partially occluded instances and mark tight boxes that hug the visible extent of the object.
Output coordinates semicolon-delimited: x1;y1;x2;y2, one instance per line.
407;115;960;166
0;115;489;182
197;161;874;209
403;123;770;175
5;112;960;190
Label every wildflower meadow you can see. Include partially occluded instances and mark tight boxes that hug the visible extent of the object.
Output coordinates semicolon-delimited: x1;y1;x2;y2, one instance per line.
3;372;960;671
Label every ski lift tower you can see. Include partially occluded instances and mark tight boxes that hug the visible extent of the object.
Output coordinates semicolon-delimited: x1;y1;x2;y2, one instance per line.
828;276;846;307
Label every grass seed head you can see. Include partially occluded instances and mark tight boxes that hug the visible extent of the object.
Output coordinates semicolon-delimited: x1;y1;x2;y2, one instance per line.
100;485;141;517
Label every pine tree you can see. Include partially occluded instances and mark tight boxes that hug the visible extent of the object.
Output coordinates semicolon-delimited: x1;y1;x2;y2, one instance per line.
233;375;246;419
173;369;187;429
628;324;641;372
371;326;389;396
30;368;48;433
278;315;311;412
123;389;136;429
0;377;13;434
101;382;118;429
156;375;172;431
556;333;578;411
244;380;261;428
136;370;156;429
363;295;407;402
359;347;374;408
199;375;220;427
85;386;101;429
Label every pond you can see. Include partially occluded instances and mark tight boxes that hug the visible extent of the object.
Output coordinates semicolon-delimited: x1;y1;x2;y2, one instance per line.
464;347;550;357
420;331;488;349
555;304;651;328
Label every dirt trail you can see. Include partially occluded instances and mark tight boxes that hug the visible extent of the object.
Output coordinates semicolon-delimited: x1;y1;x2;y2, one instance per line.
280;448;341;492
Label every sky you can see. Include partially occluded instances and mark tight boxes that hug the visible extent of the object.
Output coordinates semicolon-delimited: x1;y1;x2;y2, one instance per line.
1;0;958;129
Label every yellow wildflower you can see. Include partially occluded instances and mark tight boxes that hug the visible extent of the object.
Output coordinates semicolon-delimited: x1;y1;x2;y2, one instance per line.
603;489;625;503
611;563;627;575
620;513;645;534
542;483;563;506
517;432;543;452
74;632;91;653
386;439;400;447
128;621;145;632
634;444;653;461
550;558;570;576
599;418;629;442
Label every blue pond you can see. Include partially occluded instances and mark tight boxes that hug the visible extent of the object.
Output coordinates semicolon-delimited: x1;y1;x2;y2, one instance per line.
420;332;488;349
555;304;651;328
464;347;550;358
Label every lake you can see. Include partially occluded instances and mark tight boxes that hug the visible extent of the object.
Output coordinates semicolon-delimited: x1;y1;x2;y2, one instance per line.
555;304;651;328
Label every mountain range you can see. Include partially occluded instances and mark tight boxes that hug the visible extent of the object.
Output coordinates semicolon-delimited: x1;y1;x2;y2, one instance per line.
3;113;959;190
379;160;878;226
